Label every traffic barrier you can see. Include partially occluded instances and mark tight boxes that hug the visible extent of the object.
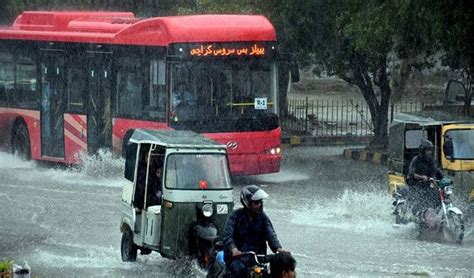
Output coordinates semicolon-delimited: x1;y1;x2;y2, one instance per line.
343;148;387;165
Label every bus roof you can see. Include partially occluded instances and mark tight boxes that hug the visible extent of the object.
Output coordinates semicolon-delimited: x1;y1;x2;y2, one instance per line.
0;11;276;46
129;129;226;150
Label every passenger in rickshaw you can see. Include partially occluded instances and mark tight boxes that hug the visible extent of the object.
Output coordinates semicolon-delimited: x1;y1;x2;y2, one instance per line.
148;157;163;206
134;153;163;211
407;140;444;216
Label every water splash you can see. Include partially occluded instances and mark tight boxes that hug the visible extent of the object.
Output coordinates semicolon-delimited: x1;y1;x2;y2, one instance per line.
291;189;403;235
0;152;37;169
0;150;125;187
74;149;124;180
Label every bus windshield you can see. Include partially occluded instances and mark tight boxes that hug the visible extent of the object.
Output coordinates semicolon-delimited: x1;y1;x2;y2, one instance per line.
169;60;278;133
165;153;232;190
445;129;474;160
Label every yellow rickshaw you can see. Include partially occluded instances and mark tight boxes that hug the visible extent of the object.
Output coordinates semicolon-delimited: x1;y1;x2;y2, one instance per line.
388;111;474;202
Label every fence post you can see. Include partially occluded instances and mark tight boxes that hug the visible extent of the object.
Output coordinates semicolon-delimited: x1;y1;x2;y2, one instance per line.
390;102;394;123
305;97;309;133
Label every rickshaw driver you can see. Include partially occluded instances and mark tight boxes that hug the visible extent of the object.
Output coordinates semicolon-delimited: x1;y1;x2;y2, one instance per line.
407;140;444;217
223;185;287;277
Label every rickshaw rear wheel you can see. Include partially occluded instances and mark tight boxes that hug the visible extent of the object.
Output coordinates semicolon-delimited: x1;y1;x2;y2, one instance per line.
121;225;137;262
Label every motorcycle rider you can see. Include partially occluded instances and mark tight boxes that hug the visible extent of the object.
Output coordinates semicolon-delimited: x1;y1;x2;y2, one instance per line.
222;185;285;277
407;139;443;218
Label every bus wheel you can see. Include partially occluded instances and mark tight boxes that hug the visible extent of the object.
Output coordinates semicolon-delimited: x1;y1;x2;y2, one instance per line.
12;123;31;161
121;225;137;262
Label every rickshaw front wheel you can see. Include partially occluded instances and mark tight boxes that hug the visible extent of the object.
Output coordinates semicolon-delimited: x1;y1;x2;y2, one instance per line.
121;225;137;262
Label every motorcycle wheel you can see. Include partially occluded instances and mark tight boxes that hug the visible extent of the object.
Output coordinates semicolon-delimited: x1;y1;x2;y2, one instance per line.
442;211;464;244
121;226;138;261
394;202;409;225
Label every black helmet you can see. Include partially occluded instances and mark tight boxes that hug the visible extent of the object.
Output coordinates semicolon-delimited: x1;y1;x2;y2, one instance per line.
240;185;269;209
419;139;434;153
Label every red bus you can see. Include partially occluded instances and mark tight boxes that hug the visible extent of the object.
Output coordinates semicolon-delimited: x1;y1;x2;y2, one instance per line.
0;11;282;175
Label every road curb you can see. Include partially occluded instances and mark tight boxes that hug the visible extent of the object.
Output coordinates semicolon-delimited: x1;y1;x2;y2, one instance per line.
282;135;372;147
343;148;387;165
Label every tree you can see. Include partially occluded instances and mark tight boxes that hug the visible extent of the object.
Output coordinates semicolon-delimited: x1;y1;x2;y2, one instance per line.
1;0;197;21
439;0;474;116
265;1;446;149
389;1;443;102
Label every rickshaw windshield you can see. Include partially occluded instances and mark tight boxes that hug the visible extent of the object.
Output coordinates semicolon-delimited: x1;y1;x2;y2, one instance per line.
165;153;232;190
445;129;474;160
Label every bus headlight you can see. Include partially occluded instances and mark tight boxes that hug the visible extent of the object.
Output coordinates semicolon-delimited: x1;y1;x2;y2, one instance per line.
202;203;214;217
266;147;281;155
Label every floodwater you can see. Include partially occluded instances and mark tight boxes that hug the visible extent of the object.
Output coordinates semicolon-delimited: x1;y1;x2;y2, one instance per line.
0;146;473;277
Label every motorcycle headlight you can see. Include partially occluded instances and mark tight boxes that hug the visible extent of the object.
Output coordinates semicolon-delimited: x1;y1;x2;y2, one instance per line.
444;186;454;196
202;203;214;217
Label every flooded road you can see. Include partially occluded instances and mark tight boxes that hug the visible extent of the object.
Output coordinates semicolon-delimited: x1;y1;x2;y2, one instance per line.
0;146;473;277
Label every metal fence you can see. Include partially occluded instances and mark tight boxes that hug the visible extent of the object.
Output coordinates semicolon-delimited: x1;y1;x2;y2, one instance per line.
281;98;424;136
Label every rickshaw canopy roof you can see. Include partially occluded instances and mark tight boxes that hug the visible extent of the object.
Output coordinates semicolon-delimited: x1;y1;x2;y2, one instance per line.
128;129;226;150
392;111;473;127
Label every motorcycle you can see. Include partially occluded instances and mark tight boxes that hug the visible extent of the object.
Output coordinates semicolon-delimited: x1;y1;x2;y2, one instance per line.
206;250;275;278
392;177;464;244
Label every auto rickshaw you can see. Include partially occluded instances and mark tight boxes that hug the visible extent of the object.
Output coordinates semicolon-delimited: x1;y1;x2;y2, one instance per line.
120;129;234;268
388;111;474;202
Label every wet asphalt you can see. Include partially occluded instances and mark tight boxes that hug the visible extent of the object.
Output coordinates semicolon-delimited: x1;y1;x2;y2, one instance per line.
0;146;473;277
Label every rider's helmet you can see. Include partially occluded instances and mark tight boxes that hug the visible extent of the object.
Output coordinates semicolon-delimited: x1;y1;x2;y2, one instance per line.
240;185;269;212
419;139;434;155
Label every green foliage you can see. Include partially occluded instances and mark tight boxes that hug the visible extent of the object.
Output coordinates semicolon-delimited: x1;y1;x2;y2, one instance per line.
186;0;258;14
0;259;13;273
0;0;197;22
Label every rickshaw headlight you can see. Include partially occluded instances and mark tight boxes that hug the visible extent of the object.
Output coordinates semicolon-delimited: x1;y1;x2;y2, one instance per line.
444;186;454;196
202;204;214;217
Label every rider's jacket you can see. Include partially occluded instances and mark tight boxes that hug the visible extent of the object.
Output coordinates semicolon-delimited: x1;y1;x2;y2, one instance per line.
408;154;443;187
222;208;282;263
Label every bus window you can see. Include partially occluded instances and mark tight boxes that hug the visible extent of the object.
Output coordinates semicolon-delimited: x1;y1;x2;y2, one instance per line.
146;60;165;120
169;60;278;132
0;51;14;106
16;53;38;109
67;66;86;113
116;57;144;118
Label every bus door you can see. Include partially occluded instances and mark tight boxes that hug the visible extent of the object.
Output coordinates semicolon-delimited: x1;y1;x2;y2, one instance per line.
87;52;112;154
40;50;65;158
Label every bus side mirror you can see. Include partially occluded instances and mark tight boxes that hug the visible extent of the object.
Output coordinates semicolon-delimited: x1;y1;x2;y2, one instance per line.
290;63;300;83
444;138;454;159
